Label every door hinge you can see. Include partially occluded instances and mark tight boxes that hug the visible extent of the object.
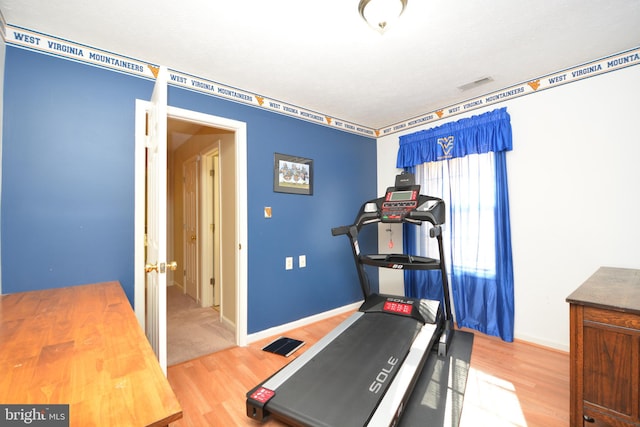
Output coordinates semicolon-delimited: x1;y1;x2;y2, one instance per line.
210;169;214;177
210;278;214;286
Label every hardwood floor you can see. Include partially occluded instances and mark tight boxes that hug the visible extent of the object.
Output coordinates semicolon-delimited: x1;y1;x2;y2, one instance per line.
167;313;569;426
458;330;570;426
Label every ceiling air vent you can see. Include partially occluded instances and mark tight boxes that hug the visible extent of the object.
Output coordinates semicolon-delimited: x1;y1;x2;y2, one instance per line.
458;77;494;92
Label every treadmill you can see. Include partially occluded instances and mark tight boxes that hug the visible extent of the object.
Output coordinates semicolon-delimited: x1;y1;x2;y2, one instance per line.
246;172;454;426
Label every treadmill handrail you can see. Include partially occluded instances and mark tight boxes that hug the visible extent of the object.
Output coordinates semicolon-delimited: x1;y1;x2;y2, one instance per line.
331;225;350;236
360;254;441;270
332;192;453;323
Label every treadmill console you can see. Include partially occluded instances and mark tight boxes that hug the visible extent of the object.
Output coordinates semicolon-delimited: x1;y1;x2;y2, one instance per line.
381;185;420;222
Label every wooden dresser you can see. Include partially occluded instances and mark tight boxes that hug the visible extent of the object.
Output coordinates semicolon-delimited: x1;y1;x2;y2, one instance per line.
566;267;640;427
0;281;182;426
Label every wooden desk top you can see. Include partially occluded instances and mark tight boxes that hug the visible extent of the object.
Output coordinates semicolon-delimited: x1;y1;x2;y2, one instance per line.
0;281;182;426
566;266;640;315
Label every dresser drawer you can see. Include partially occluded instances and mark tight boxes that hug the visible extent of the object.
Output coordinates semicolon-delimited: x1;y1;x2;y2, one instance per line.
583;406;637;427
583;306;640;330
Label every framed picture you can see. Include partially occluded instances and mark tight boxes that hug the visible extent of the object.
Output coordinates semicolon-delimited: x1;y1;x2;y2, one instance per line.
274;153;313;195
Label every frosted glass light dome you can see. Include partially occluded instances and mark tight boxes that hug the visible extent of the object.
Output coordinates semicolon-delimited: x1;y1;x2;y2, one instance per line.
358;0;408;33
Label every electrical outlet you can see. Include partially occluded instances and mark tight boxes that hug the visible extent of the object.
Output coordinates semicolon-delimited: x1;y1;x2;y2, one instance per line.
285;257;293;270
299;255;306;268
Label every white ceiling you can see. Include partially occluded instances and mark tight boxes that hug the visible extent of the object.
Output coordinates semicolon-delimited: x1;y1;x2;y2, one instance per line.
1;0;639;129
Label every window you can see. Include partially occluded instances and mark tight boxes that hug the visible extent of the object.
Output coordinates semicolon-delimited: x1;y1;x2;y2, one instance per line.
397;108;514;341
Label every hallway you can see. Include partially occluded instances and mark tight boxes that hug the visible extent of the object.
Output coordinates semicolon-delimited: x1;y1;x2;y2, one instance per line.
167;285;236;366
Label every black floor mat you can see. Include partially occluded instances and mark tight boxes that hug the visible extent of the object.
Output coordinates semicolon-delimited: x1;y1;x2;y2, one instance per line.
262;336;305;357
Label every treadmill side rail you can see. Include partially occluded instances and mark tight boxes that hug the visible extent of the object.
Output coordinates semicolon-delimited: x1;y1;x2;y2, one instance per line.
246;312;363;422
367;322;439;426
262;312;363;391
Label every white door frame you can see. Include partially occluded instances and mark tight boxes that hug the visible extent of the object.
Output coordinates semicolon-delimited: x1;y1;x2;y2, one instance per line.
183;154;200;302
135;106;248;347
200;147;219;309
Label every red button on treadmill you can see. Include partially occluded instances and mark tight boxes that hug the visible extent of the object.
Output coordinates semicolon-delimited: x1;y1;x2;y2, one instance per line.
250;387;275;403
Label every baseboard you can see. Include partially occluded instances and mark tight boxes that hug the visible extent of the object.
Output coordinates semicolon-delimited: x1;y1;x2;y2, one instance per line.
514;333;569;353
462;326;569;353
246;300;363;344
220;313;236;330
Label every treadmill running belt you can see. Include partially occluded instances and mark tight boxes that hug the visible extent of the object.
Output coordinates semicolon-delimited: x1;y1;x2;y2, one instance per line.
266;313;423;427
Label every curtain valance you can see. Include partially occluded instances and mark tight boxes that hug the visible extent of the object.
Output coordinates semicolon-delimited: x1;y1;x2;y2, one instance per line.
397;107;513;168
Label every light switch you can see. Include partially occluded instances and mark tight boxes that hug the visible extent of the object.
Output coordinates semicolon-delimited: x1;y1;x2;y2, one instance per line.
299;255;306;268
285;257;293;270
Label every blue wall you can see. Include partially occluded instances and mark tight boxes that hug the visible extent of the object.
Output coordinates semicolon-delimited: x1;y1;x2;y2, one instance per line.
1;46;378;333
1;47;152;303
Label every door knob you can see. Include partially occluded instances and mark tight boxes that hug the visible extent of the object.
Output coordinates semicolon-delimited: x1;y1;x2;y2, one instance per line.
191;235;197;241
145;261;177;273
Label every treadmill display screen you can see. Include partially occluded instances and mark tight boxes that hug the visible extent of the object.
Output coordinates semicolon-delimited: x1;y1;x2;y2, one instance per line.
383;301;413;315
388;190;415;201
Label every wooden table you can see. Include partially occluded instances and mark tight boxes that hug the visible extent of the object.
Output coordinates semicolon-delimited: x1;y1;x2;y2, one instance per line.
0;281;182;426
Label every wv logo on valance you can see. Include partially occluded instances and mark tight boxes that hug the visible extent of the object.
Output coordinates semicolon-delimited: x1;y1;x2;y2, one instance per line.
437;136;454;159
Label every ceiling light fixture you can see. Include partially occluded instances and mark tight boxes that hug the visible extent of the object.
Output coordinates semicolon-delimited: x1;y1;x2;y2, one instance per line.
358;0;408;33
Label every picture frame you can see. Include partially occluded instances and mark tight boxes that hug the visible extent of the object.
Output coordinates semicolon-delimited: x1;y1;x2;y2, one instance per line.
273;153;313;195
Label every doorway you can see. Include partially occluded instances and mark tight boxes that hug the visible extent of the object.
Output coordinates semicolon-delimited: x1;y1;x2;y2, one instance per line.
166;118;236;364
134;101;249;372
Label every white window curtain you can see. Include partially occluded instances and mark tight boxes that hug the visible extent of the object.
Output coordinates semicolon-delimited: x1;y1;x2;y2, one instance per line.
416;153;497;277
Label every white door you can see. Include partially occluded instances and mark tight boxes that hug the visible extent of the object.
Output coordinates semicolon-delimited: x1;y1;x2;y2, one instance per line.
184;157;199;301
144;65;170;374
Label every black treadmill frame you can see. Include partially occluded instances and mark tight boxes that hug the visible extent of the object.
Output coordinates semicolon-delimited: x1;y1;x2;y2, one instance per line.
246;176;456;426
331;184;454;356
247;294;443;426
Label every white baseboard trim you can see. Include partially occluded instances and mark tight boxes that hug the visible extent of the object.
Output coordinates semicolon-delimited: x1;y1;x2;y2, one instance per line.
514;333;569;353
221;313;236;330
246;300;363;344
